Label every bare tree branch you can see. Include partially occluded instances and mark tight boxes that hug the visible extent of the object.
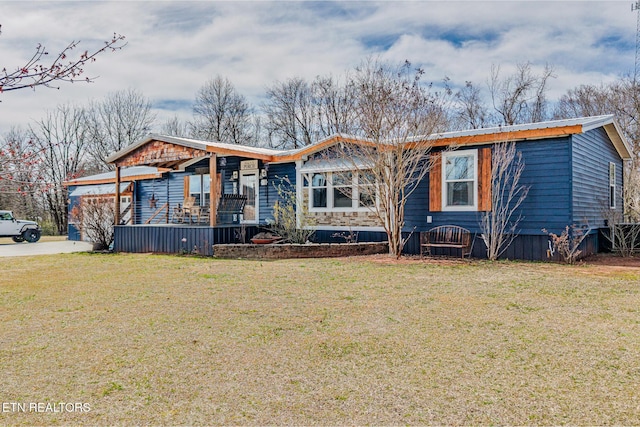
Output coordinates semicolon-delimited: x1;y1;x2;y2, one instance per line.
0;30;126;94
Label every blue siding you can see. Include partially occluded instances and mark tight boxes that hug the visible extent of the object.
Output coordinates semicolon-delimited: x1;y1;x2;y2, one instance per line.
135;171;186;224
259;162;296;223
184;157;296;225
404;138;573;235
114;225;260;256
572;128;624;227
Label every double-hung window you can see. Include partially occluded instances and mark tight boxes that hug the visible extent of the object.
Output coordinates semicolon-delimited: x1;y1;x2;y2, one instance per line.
442;149;478;211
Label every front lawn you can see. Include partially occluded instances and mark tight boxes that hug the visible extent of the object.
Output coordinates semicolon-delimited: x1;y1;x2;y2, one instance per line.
1;254;639;425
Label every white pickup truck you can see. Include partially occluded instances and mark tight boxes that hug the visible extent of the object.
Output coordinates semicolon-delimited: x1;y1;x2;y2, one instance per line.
0;210;41;243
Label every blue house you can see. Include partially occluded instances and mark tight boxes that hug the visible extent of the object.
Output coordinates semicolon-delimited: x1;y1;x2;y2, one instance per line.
65;115;632;260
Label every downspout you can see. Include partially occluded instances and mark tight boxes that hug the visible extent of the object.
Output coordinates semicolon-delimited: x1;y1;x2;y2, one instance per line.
115;165;121;225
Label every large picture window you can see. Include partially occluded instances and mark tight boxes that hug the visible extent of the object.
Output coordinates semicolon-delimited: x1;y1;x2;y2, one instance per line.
307;171;376;211
442;149;478;211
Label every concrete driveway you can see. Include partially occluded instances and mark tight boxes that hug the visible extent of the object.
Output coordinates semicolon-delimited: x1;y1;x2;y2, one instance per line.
0;240;94;257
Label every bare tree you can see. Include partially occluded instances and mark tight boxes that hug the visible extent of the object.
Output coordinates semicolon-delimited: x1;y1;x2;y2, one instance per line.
160;115;191;137
69;197;115;250
30;104;90;234
263;77;317;149
454;81;491;129
85;88;155;171
479;141;530;260
191;75;255;144
0;26;126;94
0;127;44;219
328;59;452;258
489;62;555;125
312;74;358;136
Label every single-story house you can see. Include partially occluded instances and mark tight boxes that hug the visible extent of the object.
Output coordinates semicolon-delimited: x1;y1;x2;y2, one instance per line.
64;115;632;260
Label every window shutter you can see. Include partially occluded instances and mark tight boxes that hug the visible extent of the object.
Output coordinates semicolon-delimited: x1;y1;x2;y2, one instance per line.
478;147;492;211
183;175;190;202
429;152;442;212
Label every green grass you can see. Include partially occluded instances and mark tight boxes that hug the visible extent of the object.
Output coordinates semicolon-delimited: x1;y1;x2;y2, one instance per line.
1;253;639;425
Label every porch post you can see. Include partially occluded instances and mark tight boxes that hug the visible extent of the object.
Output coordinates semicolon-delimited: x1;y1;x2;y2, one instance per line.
114;165;121;225
209;154;217;226
295;160;303;229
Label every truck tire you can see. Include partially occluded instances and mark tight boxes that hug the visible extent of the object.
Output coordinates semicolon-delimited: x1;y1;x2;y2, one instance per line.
22;229;41;243
12;235;25;243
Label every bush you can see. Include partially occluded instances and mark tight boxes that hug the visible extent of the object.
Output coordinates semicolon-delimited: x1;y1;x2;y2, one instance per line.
267;177;315;244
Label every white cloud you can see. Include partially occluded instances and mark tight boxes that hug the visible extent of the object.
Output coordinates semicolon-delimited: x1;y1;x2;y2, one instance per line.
0;1;637;135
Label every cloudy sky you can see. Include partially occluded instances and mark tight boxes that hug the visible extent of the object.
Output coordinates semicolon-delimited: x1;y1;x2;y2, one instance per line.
0;1;636;135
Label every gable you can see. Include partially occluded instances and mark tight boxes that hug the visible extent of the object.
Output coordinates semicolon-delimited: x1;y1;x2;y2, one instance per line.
115;139;207;168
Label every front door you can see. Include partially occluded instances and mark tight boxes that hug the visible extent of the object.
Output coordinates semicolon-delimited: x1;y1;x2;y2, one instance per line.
240;171;258;223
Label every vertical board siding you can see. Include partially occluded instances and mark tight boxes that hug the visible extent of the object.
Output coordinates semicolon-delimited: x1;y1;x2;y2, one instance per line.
429;152;442;212
572;128;624;227
114;225;260;256
114;225;598;260
477;147;492;211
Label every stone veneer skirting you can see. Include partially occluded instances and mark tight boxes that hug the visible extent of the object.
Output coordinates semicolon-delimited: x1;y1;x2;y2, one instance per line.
213;242;389;259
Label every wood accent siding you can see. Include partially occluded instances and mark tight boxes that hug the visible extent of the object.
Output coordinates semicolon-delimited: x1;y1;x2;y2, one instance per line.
478;147;492;211
427;125;583;148
429;152;442;212
116;140;206;168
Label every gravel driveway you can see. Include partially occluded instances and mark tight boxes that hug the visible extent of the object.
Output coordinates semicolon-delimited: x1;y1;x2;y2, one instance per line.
0;240;94;257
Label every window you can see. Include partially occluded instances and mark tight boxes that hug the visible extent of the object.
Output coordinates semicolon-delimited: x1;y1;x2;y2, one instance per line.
442;149;478;211
311;173;327;208
358;171;376;208
189;174;210;206
308;171;376;211
609;162;616;209
332;172;353;208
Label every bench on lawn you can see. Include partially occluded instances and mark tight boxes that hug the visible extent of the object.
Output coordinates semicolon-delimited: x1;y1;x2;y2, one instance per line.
420;225;472;258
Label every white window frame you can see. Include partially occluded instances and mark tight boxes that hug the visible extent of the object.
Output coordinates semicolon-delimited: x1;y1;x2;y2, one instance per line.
441;149;478;212
609;162;616;210
307;170;376;212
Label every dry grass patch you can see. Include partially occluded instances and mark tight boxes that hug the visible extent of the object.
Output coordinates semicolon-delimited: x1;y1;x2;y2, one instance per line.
1;254;640;425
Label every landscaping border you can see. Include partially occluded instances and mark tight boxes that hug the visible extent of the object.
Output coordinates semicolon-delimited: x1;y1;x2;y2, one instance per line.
213;242;389;259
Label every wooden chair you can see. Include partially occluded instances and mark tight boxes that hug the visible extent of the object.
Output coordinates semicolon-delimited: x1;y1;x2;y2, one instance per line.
171;204;185;223
182;197;197;223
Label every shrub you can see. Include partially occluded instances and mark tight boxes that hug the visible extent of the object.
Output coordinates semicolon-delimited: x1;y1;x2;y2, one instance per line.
267;177;315;244
543;223;591;264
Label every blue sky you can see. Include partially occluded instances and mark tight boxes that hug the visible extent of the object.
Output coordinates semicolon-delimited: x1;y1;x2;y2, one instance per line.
0;1;637;134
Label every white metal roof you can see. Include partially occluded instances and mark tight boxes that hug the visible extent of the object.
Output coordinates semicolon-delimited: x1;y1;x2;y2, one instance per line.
70;166;162;183
68;183;131;197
